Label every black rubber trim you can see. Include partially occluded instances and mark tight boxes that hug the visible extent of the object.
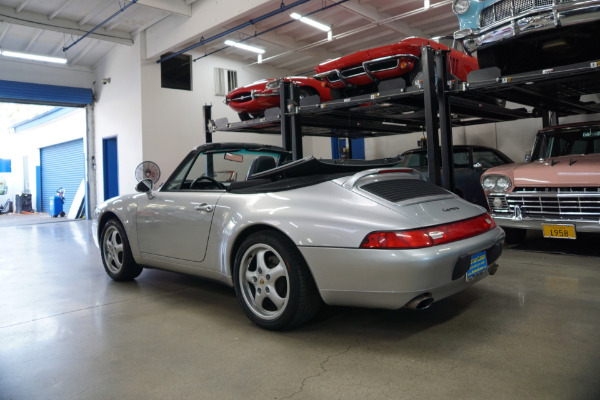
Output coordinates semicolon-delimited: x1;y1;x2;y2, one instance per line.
452;240;503;281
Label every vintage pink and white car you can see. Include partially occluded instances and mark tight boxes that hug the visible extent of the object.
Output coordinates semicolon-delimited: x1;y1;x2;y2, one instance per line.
225;77;331;121
313;36;479;93
481;122;600;243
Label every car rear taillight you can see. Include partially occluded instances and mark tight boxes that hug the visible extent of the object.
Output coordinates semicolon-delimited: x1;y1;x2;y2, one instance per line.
360;213;496;249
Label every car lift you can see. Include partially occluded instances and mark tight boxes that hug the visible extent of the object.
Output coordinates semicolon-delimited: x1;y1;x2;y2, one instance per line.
206;47;600;194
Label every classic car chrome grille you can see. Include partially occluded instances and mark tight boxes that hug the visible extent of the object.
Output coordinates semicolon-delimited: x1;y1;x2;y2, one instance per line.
324;72;340;83
496;187;600;218
366;59;399;73
339;59;400;79
340;66;366;79
488;196;508;210
231;92;252;102
480;0;571;28
514;187;600;193
360;179;449;203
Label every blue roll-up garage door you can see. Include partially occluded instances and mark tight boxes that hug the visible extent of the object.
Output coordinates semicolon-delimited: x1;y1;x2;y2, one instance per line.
0;80;93;107
40;139;84;213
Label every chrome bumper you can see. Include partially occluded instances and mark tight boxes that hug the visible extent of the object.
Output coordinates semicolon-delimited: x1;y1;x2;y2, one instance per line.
490;213;600;233
455;2;600;54
314;53;418;87
252;91;278;98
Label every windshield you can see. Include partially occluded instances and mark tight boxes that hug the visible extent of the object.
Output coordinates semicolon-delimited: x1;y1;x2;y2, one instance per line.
163;149;282;191
532;127;600;160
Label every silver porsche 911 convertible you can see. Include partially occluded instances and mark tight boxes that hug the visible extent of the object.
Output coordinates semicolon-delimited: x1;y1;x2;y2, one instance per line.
93;142;505;330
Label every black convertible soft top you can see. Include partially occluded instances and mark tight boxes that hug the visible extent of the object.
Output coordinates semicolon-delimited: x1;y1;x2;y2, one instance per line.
227;156;400;194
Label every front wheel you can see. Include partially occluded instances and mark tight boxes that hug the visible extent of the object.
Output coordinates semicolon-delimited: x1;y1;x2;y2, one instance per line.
298;86;317;100
238;111;264;121
100;219;143;281
233;231;321;330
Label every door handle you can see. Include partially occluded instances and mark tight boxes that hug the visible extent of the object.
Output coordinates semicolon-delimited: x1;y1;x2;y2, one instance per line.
194;203;213;213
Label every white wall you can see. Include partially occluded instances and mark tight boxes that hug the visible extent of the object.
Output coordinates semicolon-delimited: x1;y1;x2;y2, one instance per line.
139;50;293;184
93;39;144;200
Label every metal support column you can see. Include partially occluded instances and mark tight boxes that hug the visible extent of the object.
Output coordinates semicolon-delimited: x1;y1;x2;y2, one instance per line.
542;110;559;127
280;80;293;153
203;104;213;143
280;80;303;160
85;104;96;220
289;83;303;160
436;50;454;192
422;46;441;187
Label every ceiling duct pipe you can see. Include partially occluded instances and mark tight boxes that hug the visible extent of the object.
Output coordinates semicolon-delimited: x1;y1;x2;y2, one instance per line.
192;0;350;63
63;0;139;52
157;0;312;64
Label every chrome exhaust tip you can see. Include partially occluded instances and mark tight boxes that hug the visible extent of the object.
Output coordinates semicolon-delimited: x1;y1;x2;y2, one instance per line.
406;293;434;310
488;263;499;276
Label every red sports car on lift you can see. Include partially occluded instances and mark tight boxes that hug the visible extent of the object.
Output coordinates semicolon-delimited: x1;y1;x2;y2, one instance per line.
314;36;479;94
225;77;331;121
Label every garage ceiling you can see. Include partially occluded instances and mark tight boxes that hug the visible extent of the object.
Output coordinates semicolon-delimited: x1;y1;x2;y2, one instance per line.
0;0;459;74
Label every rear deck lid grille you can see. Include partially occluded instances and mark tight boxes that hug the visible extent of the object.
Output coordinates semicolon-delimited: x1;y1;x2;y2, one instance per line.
360;179;449;203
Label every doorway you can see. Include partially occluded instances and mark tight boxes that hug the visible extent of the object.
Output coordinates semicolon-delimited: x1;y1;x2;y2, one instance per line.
331;138;365;160
102;137;119;200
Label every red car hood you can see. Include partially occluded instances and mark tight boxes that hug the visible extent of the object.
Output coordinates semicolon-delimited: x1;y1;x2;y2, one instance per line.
486;154;600;187
316;37;429;72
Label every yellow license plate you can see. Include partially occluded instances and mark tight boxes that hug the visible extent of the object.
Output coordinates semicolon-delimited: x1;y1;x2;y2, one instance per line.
542;224;576;239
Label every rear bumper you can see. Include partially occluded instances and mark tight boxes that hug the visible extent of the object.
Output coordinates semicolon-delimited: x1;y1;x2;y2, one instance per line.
299;227;504;309
455;2;600;54
490;214;600;233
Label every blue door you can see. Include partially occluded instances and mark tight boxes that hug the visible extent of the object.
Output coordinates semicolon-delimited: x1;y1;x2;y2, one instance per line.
103;137;119;200
331;138;365;159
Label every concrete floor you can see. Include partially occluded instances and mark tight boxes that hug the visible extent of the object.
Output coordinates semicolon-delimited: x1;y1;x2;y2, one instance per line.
0;216;599;400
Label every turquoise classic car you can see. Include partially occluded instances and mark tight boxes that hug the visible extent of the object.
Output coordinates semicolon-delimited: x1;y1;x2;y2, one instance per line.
452;0;600;75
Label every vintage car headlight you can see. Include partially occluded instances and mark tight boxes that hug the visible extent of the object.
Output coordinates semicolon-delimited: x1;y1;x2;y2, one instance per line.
496;176;511;191
265;80;280;90
482;175;512;192
452;0;470;14
481;176;496;192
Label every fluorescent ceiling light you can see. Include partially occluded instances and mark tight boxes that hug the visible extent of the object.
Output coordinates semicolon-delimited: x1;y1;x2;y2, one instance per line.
224;40;265;54
0;50;67;64
290;13;331;32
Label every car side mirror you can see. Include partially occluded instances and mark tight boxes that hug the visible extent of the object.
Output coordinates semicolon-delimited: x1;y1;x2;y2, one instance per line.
135;179;154;199
473;162;483;170
524;153;532;163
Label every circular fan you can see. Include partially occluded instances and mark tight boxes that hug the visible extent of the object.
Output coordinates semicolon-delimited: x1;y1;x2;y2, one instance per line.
135;161;161;183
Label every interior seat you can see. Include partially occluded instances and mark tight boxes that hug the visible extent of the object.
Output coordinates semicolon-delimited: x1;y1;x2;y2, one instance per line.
246;156;276;179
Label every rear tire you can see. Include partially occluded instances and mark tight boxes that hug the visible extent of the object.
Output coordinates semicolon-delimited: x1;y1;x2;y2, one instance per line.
504;227;527;245
100;219;143;281
233;230;321;330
